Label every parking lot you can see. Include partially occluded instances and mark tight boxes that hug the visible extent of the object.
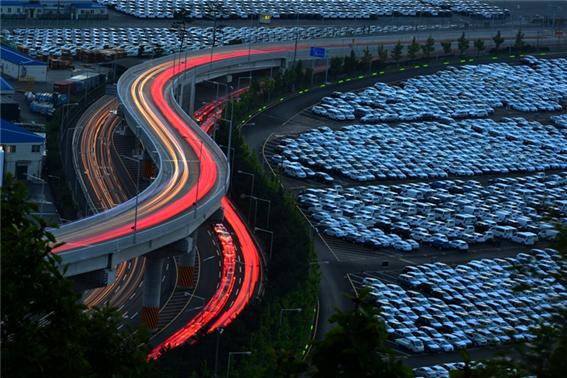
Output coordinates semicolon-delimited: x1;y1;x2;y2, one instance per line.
2;23;461;58
347;248;565;366
311;57;567;123
298;173;565;253
97;0;509;20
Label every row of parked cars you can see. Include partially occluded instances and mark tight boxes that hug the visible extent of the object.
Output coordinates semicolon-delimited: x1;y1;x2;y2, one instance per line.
2;23;458;58
413;362;482;378
298;173;565;252
97;0;508;19
551;114;567;129
312;58;567;123
363;249;565;355
275;117;566;182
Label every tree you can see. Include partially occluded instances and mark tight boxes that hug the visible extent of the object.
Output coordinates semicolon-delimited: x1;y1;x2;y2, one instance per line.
344;49;357;73
329;56;343;78
310;288;412;378
441;40;452;55
391;41;403;63
421;35;435;58
407;37;420;60
457;32;470;55
377;44;388;63
514;29;526;51
493;30;505;51
360;46;373;72
474;39;485;56
1;175;154;377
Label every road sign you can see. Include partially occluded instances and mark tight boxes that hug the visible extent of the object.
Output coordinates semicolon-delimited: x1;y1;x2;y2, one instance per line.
310;47;326;58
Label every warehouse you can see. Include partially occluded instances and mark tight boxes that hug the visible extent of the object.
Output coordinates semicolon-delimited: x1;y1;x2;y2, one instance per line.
0;119;45;180
0;46;47;82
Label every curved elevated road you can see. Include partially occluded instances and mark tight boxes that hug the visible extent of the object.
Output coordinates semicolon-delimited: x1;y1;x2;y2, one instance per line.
50;30;559;276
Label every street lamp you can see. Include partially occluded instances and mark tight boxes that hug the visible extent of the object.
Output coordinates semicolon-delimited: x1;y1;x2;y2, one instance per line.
254;227;273;260
214;327;224;378
236;170;254;219
241;194;270;228
226;351;252;378
279;307;302;326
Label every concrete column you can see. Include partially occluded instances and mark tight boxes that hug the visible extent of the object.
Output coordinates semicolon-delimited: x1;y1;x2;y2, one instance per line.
177;234;197;288
140;256;165;330
188;75;196;116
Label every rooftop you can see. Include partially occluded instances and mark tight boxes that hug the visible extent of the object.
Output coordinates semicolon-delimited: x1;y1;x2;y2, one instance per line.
0;76;14;92
1;119;45;144
0;45;46;66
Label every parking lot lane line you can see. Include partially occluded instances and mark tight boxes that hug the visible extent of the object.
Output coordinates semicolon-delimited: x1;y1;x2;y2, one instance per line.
345;274;359;296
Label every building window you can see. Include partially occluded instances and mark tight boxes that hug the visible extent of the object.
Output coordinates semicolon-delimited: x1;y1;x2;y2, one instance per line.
32;145;41;153
5;145;16;153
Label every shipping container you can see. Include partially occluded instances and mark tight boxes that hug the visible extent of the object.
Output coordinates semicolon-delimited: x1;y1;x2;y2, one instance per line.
53;80;74;96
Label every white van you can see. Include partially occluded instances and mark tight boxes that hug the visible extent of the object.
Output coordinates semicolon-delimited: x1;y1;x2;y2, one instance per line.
456;213;476;226
492;225;517;240
511;232;538;246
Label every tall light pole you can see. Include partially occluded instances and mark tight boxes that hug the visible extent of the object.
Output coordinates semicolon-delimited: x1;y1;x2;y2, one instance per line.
226;351;252;378
279;307;302;326
236;170;254;219
241;194;271;228
254;227;273;260
131;125;142;243
213;327;224;378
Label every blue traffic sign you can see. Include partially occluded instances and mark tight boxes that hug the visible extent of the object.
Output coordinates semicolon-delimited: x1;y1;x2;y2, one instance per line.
310;47;326;58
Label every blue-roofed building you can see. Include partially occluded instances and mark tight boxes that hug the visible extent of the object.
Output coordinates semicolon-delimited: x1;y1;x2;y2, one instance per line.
1;45;47;82
1;1;107;20
0;76;15;95
0;118;45;180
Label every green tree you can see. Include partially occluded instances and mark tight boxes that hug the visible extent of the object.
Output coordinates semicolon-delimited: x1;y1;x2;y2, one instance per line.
474;39;485;56
310;288;412;378
344;49;358;73
441;40;452;55
329;56;343;78
377;44;388;63
421;35;435;58
407;37;420;60
360;46;373;72
493;30;505;50
457;32;470;55
1;175;154;377
514;29;526;51
391;41;403;63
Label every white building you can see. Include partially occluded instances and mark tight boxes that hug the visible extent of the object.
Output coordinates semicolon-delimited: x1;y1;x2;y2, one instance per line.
0;1;107;19
0;119;45;180
0;45;47;82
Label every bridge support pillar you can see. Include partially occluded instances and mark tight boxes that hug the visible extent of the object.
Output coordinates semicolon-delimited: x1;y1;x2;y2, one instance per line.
177;234;197;289
141;256;165;330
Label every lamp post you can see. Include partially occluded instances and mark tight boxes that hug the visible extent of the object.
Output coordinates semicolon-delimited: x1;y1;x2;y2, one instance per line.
226;351;252;378
236;170;254;219
213;327;224;377
279;307;302;326
241;194;270;228
254;227;273;261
